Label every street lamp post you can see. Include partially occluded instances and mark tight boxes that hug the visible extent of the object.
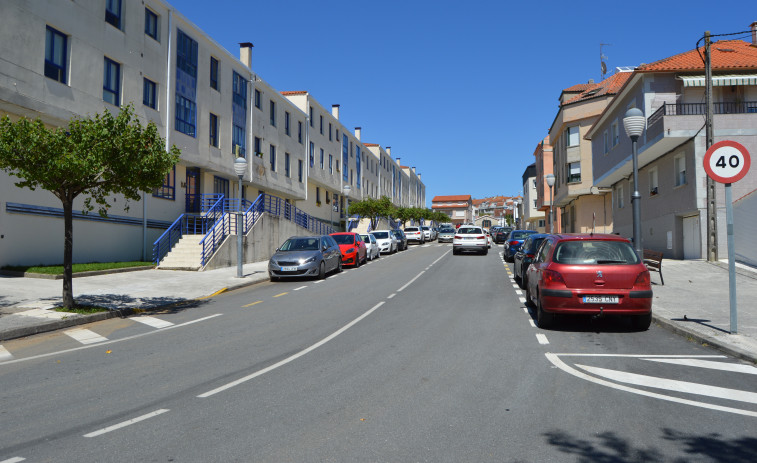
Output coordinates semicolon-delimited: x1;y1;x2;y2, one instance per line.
343;185;351;231
623;108;646;257
545;174;555;233
514;199;521;229
234;155;248;278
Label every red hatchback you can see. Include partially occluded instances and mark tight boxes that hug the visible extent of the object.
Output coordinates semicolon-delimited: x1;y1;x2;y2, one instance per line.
330;232;367;268
525;234;652;330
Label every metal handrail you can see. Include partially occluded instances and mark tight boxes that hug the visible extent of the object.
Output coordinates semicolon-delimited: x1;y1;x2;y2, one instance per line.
648;101;757;126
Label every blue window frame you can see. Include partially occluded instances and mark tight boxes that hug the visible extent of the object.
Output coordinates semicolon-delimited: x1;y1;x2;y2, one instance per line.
176;30;198;78
270;145;276;172
298;121;303;143
269;100;276;126
105;0;122;29
45;26;67;84
210;57;219;90
285;152;291;177
285;112;291;136
103;57;120;106
254;89;261;109
320;148;324;169
233;125;245;156
254;137;261;155
153;165;175;200
298;160;303;183
144;8;158;40
175;95;196;136
209;113;218;147
232;71;246;108
309;142;315;168
213;176;229;197
143;78;157;109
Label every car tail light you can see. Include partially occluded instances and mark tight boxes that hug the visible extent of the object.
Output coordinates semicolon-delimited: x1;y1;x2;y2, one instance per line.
543;269;565;285
477;235;485;240
634;270;651;286
454;235;461;240
509;240;519;246
526;253;535;258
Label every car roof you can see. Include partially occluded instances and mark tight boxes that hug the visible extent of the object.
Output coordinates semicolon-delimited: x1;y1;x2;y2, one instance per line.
330;232;356;235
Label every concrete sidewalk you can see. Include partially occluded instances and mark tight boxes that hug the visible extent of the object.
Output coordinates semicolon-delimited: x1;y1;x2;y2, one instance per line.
1;258;756;363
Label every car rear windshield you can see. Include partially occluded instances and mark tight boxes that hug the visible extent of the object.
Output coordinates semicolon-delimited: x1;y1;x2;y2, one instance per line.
440;228;454;233
280;238;320;251
510;231;535;240
372;232;389;239
553;240;640;265
458;227;483;235
405;227;419;232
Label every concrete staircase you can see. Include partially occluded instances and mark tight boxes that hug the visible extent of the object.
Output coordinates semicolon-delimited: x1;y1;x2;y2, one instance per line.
157;234;206;270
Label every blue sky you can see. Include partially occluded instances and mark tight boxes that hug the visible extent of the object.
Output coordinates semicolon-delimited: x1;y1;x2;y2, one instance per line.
173;0;751;206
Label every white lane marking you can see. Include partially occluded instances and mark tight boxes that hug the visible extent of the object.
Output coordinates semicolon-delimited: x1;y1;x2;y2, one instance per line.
519;297;527;304
132;316;174;329
515;290;523;295
0;457;25;463
83;409;169;437
576;364;757;404
314;280;325;284
643;358;757;375
522;307;529;314
65;328;108;345
397;271;425;292
555;354;726;358
546;353;757;418
0;345;13;362
529;320;536;328
199;302;386;398
293;286;308;291
536;334;549;345
387;293;396;299
0;314;222;366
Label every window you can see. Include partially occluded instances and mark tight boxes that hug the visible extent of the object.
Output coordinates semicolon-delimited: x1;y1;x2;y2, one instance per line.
285;112;291;136
316;187;321;204
329;123;332;141
103;57;120;106
254;89;261;109
611;121;620;147
649;167;659;196
298;159;303;182
329;154;333;173
105;0;122;29
309;106;314;127
603;130;609;154
309;142;314;167
254;137;261;155
210;57;219;90
336;129;340;141
233;125;245;156
319;115;323;134
675;154;686;186
153;165;175;200
143;78;157;109
175;96;196;136
44;26;67;84
326;191;330;204
176;30;198;77
538;219;545;228
269;144;276;172
269;100;276;126
298;121;303;144
284;152;291;177
209;113;218;147
320;148;324;169
213;176;229;197
617;184;625;209
568;162;581;183
565;126;579;147
144;8;158;40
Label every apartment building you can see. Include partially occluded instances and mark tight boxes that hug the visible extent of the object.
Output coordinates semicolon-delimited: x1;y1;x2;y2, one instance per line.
521;164;545;231
587;32;757;259
533;136;560;233
432;195;472;226
0;0;425;267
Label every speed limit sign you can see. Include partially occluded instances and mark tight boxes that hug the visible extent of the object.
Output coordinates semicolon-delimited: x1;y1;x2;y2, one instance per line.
703;140;751;184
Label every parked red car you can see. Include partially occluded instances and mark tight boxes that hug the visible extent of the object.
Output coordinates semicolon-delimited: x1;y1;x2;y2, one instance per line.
525;234;652;330
330;232;367;268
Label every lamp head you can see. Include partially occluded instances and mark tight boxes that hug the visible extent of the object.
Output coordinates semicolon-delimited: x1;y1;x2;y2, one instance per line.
234;156;248;177
623;108;646;138
545;174;555;187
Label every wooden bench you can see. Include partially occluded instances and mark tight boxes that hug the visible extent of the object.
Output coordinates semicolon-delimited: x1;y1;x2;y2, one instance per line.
643;249;664;285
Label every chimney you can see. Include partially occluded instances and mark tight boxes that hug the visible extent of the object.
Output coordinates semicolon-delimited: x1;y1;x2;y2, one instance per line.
354;127;361;141
332;104;340;119
396;157;401;166
752;22;757;46
386;146;391;156
588;79;594;84
412;166;416;173
239;42;253;69
418;173;421;180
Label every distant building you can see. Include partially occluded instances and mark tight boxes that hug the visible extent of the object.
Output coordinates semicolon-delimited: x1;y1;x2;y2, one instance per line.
432;195;472;226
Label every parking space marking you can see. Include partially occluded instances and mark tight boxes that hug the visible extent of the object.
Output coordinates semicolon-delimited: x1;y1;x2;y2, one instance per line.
522;307;529;314
0;457;26;463
536;334;549;345
83;409;169;438
65;328;108;345
0;345;13;362
242;300;263;307
643;358;757;375
529;320;536;328
293;286;308;291
515;290;523;295
519;297;527;304
273;292;288;298
132;316;174;329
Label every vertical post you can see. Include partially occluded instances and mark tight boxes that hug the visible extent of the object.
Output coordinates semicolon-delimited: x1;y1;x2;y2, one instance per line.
549;186;553;233
725;183;737;333
631;135;643;257
142;192;147;262
705;30;718;261
237;175;243;278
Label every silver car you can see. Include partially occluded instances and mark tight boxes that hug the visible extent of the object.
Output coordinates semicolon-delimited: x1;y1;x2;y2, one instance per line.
268;235;342;281
360;233;380;260
437;227;456;243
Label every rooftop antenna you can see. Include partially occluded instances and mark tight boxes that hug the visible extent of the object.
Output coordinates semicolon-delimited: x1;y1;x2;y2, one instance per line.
600;43;611;80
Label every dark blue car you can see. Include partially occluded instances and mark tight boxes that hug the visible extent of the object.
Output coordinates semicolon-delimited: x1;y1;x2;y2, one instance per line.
503;229;538;262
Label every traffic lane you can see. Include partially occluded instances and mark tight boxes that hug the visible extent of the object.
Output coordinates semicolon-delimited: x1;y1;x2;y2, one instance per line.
0;245;452;456
69;245;549;462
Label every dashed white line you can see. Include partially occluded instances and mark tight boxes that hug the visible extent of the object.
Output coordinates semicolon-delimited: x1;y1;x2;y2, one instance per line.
83;409;169;437
132;316;174;329
522;307;529;314
529;319;536;328
515;290;523;295
0;457;26;463
536;334;549;345
0;345;13;362
65;328;108;345
293;286;308;291
397;271;425;292
387;293;396;299
519;297;527;304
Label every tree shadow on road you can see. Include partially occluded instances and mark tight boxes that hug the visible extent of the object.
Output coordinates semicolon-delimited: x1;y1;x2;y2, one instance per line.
542;428;757;463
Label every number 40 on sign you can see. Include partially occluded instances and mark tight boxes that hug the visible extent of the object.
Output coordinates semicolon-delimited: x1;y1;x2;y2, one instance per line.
703;140;751;184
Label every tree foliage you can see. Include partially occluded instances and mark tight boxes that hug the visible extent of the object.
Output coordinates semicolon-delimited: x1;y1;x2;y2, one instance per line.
0;105;181;307
346;196;396;230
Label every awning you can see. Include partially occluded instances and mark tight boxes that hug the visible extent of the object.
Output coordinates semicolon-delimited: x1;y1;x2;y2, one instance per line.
680;74;757;87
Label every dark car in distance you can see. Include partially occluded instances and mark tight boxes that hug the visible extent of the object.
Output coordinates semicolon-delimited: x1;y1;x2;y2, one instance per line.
504;229;538;262
493;227;513;244
391;229;408;251
513;234;550;288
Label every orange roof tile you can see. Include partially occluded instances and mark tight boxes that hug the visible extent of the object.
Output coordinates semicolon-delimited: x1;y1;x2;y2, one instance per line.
280;90;308;95
562;83;596;93
363;143;379;147
432;195;471;202
562;72;632;106
638;40;757;73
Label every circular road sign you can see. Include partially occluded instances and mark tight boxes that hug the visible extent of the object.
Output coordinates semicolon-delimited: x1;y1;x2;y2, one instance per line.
703;140;751;184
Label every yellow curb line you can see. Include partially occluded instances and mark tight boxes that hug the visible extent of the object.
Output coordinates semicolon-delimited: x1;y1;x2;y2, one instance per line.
197;288;228;300
273;292;288;298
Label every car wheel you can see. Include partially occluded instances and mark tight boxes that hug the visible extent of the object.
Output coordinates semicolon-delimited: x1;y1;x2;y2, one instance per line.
536;293;554;329
337;260;343;273
631;312;652;331
355;255;361;268
318;262;326;280
270;275;278;282
525;283;534;308
482;248;488;255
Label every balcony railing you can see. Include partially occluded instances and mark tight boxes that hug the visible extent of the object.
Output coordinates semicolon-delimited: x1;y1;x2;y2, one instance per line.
648;101;757;127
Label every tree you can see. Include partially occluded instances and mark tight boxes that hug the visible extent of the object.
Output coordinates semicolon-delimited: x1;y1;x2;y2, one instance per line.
346;196;396;230
0;105;181;308
394;207;415;228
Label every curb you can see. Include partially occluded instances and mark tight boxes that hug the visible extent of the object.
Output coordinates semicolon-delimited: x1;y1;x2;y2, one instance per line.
0;266;153;280
652;314;757;365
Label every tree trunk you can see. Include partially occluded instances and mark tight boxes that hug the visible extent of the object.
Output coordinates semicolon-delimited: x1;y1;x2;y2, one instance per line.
62;199;75;308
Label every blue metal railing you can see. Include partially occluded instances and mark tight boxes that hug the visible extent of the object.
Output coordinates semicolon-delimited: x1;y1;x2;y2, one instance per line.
153;194;227;264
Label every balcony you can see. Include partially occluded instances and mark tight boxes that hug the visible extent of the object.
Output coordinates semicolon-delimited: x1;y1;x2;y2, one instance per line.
648;101;757;127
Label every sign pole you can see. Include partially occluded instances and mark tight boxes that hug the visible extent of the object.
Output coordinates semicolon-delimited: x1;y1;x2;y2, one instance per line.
725;182;737;333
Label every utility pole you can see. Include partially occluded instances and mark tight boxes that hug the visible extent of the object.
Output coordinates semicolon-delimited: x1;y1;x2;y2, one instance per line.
704;31;718;261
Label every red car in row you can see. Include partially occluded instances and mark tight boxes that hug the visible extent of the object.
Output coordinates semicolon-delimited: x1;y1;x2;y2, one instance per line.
330;232;367;268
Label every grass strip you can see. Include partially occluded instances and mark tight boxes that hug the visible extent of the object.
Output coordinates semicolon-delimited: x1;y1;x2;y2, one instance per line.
1;261;153;275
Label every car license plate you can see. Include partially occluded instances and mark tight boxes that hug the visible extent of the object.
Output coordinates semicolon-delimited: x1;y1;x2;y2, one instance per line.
583;295;619;304
281;266;298;272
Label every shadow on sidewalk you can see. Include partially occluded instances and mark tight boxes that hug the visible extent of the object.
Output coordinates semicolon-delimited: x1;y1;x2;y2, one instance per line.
670;316;730;334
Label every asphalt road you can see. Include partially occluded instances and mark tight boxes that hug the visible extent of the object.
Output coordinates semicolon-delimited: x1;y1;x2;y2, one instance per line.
1;243;755;462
